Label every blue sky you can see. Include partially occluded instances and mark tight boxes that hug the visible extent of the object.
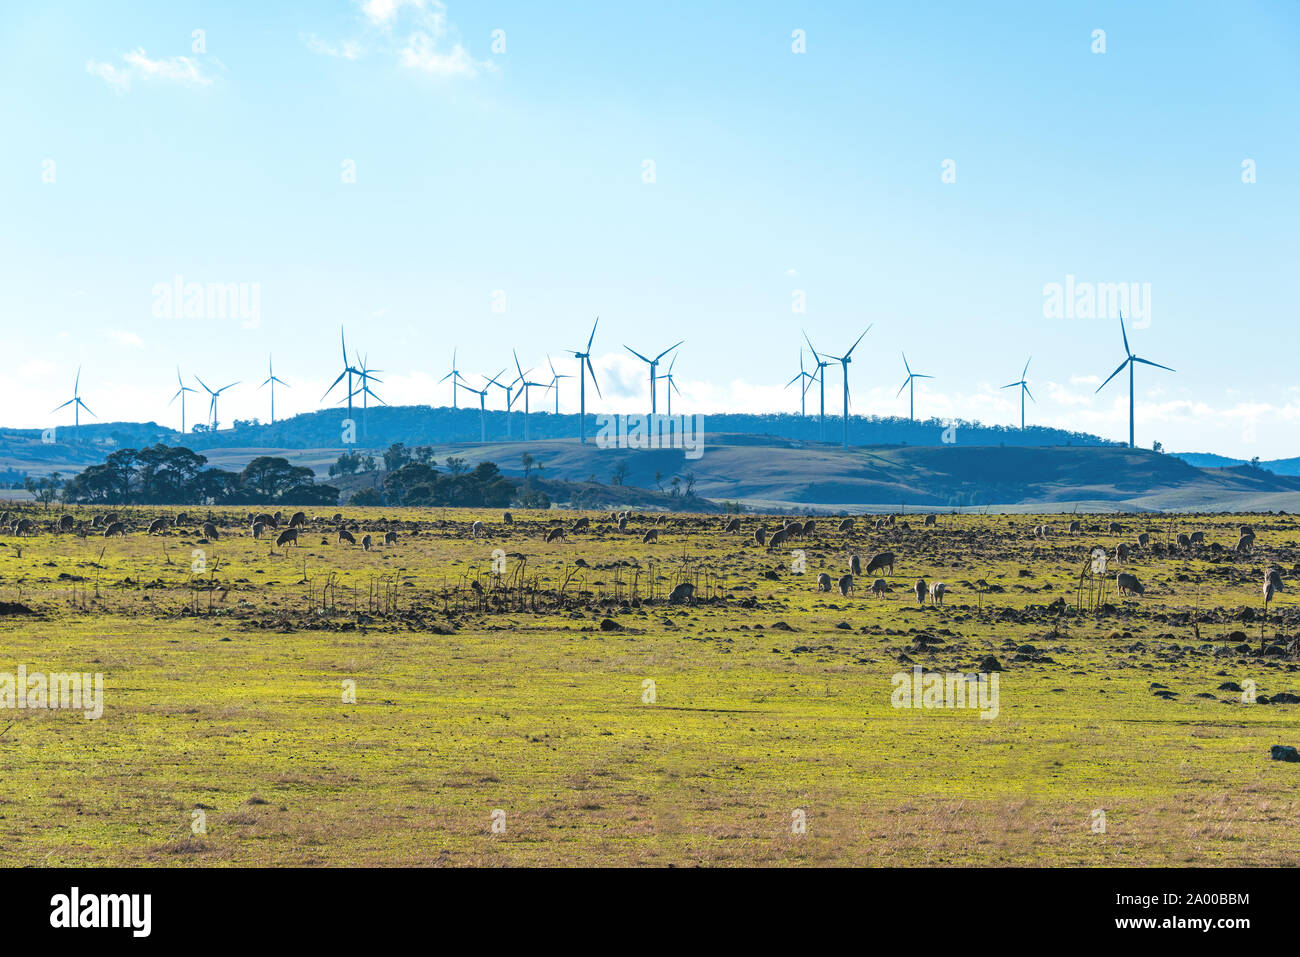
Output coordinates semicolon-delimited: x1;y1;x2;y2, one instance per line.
2;0;1297;455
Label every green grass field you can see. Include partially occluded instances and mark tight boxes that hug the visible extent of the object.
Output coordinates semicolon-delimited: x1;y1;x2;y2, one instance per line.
1;505;1298;866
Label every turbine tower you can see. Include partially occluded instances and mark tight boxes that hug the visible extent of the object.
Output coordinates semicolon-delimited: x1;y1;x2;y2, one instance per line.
485;369;516;439
1095;312;1174;449
546;355;571;414
196;376;238;431
567;317;602;444
785;351;816;417
464;380;490;442
655;353;682;417
896;353;933;421
322;326;361;418
259;355;290;424
624;340;683;416
511;350;552;441
1001;358;1034;430
51;366;95;444
168;366;196;434
829;326;871;449
802;331;832;440
345;352;384;436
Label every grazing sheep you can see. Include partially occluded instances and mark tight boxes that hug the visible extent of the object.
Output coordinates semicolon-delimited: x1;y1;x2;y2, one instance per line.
147;518;168;535
1116;572;1144;597
803;519;816;535
275;528;299;547
176;512;190;524
850;554;862;576
103;521;126;538
837;518;854;532
254;512;276;528
546;527;566;543
668;582;696;604
754;527;767;546
928;581;946;605
502;512;514;525
642;528;659;544
1265;579;1276;607
618;517;629;531
573;516;591;531
1115;542;1130;564
1239;524;1254;537
871;578;888;598
202;522;219;540
330;513;342;523
1176;533;1190;549
13;518;34;536
58;514;75;532
252;522;266;540
1236;532;1255;554
817;573;832;592
273;510;283;524
837;574;854;596
913;579;927;604
865;552;895;576
1266;566;1284;593
385;531;398;545
471;521;484;538
1068;520;1081;534
338;529;356;544
1189;531;1204;545
91;515;104;529
724;517;741;533
1108;521;1123;534
1137;532;1150;547
361;534;373;551
290;511;307;528
767;528;787;548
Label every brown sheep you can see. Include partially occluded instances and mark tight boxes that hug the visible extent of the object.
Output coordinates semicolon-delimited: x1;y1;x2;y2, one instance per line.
1266;566;1284;593
1176;533;1190;549
767;529;787;548
816;573;832;592
913;579;927;604
252;522;266;539
803;519;816;536
254;512;276;528
928;581;946;605
202;522;219;540
837;518;854;532
338;529;356;544
289;511;307;528
871;578;888;598
58;514;75;532
275;528;299;547
1189;531;1204;545
361;534;373;551
1068;520;1081;534
849;554;862;576
865;552;895;576
724;517;741;533
837;574;854;596
103;521;126;537
503;511;514;524
147;518;168;535
1137;532;1150;547
923;514;937;526
1115;542;1130;564
668;582;696;604
13;518;35;536
1116;572;1144;597
1236;533;1255;554
385;530;398;545
573;516;591;531
618;517;629;531
641;528;659;544
754;527;767;546
1108;521;1123;533
546;527;566;543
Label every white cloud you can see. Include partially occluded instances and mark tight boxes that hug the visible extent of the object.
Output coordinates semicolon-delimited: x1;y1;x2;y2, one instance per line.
305;0;490;79
86;48;213;92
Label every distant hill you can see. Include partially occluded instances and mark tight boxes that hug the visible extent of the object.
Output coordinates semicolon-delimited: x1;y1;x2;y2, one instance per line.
1171;451;1300;476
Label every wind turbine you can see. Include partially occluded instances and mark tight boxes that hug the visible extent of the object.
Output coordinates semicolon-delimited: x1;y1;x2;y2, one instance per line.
168;366;196;434
1001;358;1034;430
322;326;361;418
829;326;871;449
51;366;95;444
546;355;571;414
567;317;602;444
802;331;832;440
259;355;290;424
439;348;468;408
785;351;817;417
624;340;683;416
1095;312;1174;449
485;368;517;439
655;353;683;417
464;380;490;442
196;376;238;431
511;350;552;441
896;353;933;421
345;352;385;436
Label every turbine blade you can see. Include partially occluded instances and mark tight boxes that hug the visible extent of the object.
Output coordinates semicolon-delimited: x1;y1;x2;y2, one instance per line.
587;317;598;352
1001;382;1021;390
1120;314;1130;356
1023;384;1035;404
843;325;871;359
624;345;651;363
902;352;911;375
1095;358;1130;393
802;330;821;363
587;357;602;398
1022;356;1031;380
655;340;685;362
1133;357;1175;372
51;398;75;412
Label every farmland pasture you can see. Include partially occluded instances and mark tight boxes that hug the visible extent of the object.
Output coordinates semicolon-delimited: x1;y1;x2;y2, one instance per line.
1;504;1299;866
